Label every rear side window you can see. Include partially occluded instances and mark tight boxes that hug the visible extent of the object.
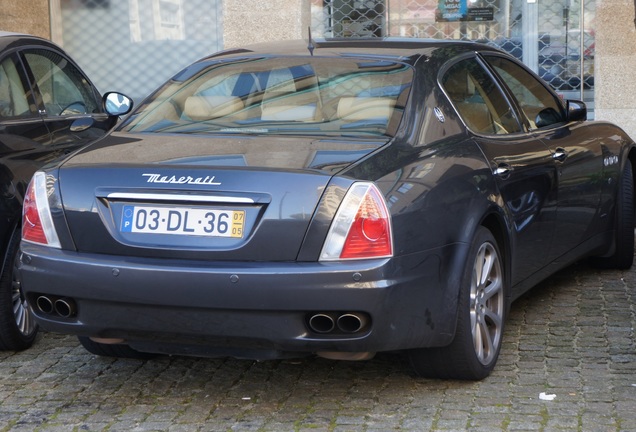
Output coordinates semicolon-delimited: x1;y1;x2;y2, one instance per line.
484;55;565;130
24;49;99;116
441;58;521;135
0;56;32;118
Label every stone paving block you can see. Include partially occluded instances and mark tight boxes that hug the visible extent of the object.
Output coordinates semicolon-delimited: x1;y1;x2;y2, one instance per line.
1;263;635;431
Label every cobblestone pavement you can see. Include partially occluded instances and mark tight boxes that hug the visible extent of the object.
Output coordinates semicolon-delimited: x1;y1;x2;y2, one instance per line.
1;262;635;431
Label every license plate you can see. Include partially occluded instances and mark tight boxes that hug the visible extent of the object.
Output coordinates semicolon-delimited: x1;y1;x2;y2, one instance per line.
121;205;245;238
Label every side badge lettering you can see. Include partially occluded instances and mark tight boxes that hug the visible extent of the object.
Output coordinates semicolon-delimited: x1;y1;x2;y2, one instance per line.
434;107;445;123
604;155;619;167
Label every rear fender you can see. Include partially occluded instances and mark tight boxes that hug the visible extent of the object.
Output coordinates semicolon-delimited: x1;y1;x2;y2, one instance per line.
438;200;511;344
0;223;19;281
480;210;513;309
0;183;23;279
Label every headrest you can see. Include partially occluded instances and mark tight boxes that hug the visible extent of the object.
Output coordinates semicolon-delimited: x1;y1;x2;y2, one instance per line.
444;68;476;101
336;97;395;120
261;104;316;121
183;95;244;121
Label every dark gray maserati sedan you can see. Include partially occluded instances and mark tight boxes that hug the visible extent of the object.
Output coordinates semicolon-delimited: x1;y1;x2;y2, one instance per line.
18;38;635;380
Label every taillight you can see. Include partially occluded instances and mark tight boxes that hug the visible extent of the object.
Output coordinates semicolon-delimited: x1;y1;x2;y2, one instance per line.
22;171;61;248
320;182;392;261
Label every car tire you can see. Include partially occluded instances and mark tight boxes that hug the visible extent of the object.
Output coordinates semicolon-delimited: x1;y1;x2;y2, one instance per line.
408;226;506;380
593;162;634;270
0;226;38;351
78;336;156;360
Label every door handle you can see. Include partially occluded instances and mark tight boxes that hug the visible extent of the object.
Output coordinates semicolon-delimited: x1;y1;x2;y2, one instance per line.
553;147;568;162
494;163;512;178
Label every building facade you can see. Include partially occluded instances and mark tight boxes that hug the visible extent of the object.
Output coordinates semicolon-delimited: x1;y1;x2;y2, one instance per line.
0;0;634;138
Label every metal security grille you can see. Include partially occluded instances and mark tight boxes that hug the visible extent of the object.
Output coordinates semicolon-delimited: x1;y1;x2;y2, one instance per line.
313;0;595;103
55;0;222;103
536;1;595;95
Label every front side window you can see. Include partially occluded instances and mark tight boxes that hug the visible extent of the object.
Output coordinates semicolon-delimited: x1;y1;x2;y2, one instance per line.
441;58;521;135
0;56;32;118
484;55;565;130
123;57;414;138
23;49;99;116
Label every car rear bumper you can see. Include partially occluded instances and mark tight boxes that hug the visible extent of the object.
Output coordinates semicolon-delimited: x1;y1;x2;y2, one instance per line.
19;242;467;358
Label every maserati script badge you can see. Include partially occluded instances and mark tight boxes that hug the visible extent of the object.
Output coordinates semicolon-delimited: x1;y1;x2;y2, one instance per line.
142;173;221;185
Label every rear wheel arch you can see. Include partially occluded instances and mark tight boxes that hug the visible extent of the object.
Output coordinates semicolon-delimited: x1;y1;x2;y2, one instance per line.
0;186;27;272
0;221;19;280
445;207;510;323
0;225;12;277
480;212;512;292
408;224;507;379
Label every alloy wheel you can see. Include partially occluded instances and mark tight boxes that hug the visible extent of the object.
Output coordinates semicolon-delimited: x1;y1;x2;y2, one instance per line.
11;254;36;337
470;241;504;365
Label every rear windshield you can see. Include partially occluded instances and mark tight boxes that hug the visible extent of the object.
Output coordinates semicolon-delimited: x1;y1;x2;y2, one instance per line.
121;57;414;138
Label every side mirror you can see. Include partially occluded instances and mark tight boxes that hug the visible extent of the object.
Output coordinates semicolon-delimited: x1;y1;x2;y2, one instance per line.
103;92;133;116
566;99;587;123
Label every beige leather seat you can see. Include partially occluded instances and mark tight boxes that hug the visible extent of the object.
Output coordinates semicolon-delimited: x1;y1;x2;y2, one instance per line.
183;95;245;121
445;68;496;134
336;97;395;120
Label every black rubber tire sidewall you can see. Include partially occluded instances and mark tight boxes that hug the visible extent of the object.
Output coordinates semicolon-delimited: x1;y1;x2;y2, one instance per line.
593;162;634;269
0;226;38;351
610;162;634;269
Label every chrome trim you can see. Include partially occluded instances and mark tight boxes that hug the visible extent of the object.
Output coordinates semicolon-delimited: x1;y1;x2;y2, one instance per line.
106;192;254;204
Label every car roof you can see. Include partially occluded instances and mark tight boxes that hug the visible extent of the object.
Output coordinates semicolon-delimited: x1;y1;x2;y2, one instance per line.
0;31;59;51
0;31;45;40
0;31;28;37
207;38;502;64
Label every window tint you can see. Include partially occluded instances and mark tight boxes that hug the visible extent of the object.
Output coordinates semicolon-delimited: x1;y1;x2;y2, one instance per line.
0;56;32;118
24;49;99;116
484;55;565;129
441;58;521;135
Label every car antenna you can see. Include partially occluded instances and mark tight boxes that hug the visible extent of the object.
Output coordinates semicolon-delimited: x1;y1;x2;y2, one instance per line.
307;27;315;56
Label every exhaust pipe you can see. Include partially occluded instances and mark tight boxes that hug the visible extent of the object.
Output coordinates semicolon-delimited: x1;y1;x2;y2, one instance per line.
34;295;77;318
54;298;76;318
36;296;54;314
308;313;335;333
337;313;368;333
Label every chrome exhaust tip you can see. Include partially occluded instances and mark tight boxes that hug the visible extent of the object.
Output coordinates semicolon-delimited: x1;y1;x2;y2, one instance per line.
54;298;76;318
336;313;367;333
308;313;336;333
36;296;54;314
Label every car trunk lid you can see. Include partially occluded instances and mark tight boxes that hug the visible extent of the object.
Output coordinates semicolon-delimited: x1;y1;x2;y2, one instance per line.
57;133;386;261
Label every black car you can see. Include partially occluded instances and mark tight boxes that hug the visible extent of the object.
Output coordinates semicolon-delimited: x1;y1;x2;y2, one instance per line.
0;32;132;351
18;38;635;380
